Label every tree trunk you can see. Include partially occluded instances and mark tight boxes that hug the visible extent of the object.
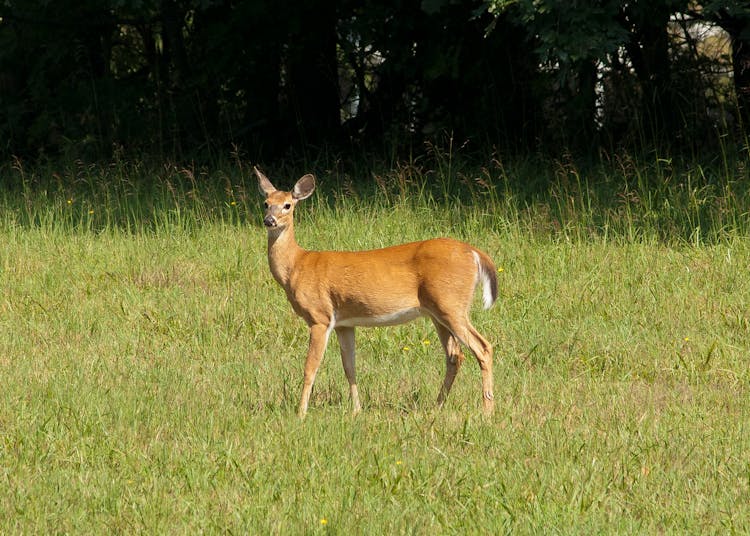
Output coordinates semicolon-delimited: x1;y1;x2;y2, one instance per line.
731;37;750;130
624;3;675;139
284;1;341;147
726;21;750;130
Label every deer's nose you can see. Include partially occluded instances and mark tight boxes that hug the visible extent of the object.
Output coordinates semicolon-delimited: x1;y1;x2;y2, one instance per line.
264;215;277;227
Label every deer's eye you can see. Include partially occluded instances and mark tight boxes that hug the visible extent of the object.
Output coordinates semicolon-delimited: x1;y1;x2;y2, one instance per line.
283;203;291;210
263;202;268;208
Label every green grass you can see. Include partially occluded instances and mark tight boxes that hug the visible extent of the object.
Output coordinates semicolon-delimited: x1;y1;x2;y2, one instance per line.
1;156;750;533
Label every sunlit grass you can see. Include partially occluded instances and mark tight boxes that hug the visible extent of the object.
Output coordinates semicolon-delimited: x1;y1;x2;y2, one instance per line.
1;155;749;532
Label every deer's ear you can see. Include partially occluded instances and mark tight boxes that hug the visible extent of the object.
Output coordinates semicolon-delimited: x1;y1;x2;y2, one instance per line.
292;174;315;200
255;167;277;196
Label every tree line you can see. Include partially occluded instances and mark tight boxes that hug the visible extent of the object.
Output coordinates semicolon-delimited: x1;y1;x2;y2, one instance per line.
1;0;748;162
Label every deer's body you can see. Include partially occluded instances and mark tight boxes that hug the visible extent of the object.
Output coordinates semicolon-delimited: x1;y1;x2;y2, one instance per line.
257;168;497;417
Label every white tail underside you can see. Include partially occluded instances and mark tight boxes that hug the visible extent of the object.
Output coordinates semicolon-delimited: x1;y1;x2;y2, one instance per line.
473;251;494;310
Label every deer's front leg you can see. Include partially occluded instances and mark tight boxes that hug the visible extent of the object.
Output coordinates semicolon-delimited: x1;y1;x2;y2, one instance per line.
335;326;361;414
298;323;331;418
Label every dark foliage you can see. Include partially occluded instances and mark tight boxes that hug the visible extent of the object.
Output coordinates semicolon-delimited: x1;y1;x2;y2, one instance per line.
0;0;748;164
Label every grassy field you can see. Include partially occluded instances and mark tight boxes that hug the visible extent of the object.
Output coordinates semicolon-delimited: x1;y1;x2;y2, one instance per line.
1;156;750;533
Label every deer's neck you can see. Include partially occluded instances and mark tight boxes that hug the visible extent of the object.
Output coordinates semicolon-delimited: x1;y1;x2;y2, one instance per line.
266;226;304;288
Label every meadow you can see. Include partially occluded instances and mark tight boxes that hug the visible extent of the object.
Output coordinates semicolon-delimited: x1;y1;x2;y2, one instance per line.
1;153;749;533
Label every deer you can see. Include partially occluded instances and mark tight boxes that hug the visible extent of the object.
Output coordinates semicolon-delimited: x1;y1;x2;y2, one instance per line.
256;167;498;417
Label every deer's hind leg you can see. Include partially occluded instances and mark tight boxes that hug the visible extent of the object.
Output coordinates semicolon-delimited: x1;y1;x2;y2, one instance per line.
433;319;466;407
432;313;494;415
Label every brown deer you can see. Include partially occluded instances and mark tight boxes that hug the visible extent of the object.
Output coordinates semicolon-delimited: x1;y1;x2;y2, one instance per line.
256;167;497;417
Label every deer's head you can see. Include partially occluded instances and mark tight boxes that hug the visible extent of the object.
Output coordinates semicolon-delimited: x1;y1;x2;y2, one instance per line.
255;167;315;231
